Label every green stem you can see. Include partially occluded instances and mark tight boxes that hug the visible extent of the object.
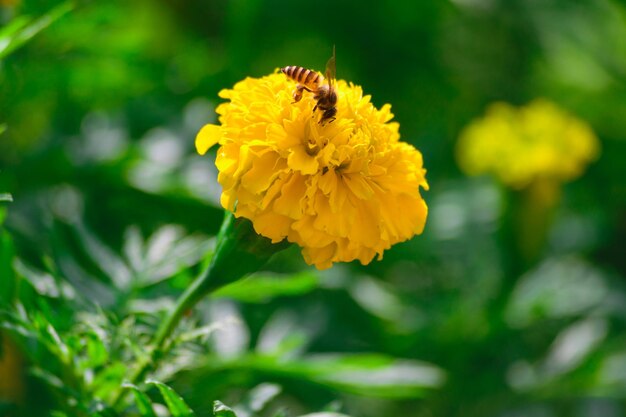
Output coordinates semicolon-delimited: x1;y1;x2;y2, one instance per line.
112;212;289;411
133;272;212;383
152;276;209;353
111;265;214;409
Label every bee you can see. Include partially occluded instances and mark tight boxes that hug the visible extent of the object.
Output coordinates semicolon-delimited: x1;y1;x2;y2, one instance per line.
281;47;337;125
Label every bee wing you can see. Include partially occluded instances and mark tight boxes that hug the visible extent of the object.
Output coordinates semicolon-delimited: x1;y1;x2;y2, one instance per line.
325;45;336;88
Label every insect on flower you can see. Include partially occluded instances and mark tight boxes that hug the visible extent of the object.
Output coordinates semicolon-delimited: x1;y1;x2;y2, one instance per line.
281;47;337;125
195;58;429;269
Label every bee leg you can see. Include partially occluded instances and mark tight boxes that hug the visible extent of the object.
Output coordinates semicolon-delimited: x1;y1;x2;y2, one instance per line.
292;85;304;103
292;85;313;103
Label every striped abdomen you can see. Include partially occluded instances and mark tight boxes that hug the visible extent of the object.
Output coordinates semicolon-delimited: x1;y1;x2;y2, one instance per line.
281;66;323;89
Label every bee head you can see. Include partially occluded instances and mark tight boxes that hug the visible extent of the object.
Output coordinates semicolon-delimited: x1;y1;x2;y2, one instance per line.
323;107;337;121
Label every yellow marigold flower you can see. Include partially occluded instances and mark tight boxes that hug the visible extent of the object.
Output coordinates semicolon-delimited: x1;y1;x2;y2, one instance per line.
196;72;428;269
456;100;600;188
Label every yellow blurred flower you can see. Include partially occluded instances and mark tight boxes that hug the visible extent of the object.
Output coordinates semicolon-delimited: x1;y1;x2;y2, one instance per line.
196;72;428;269
456;100;600;188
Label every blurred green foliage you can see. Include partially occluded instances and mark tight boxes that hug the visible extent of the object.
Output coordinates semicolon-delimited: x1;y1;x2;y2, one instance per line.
1;0;626;416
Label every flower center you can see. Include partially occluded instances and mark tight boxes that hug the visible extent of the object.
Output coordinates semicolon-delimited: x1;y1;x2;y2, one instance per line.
305;137;319;156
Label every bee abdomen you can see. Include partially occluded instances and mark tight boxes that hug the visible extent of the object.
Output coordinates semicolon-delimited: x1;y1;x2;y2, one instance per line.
281;66;321;88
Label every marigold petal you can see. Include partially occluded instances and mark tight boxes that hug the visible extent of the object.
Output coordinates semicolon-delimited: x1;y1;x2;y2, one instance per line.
220;191;236;211
287;145;319;175
196;72;429;269
301;243;336;270
346;195;380;248
233;145;255;179
291;216;335;248
273;174;307;219
252;211;291;242
195;124;221;155
241;152;284;194
318;169;338;196
343;174;374;200
313;193;351;237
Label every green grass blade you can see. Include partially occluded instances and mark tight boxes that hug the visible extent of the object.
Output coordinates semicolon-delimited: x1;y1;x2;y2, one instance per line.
146;380;195;417
0;1;73;59
213;401;238;417
122;383;157;417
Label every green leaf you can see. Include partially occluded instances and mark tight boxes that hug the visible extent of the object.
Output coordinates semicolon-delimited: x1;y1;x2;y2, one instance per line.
213;401;238;417
297;414;353;417
72;222;131;290
81;330;109;369
209;353;445;399
299;412;350;417
43;323;70;363
506;256;608;328
146;380;195;417
30;367;80;399
295;354;446;398
213;271;319;303
227;383;281;417
242;383;281;413
0;17;30;46
122;383;157;417
200;212;291;293
127;225;213;287
91;362;127;401
0;2;73;59
176;322;223;344
0;230;17;306
0;194;13;202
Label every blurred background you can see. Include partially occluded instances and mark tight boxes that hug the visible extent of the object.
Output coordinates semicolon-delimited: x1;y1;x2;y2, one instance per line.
1;0;626;416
